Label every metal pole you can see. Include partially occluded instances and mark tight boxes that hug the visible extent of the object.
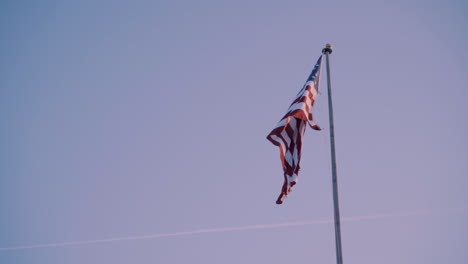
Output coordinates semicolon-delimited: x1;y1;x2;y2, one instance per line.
322;43;343;264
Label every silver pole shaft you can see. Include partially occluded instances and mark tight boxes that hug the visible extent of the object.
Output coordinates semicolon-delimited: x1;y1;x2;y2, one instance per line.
323;45;343;264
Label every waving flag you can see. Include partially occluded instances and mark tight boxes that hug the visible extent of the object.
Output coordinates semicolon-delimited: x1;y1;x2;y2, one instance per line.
267;56;323;204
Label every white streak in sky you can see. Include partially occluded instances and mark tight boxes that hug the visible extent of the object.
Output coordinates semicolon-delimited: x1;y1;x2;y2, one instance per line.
1;208;466;251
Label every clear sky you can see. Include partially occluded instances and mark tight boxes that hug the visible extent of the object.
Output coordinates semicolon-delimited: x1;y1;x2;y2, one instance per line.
1;0;467;263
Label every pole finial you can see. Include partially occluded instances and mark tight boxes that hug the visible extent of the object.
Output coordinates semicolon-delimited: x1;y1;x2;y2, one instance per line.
322;43;333;54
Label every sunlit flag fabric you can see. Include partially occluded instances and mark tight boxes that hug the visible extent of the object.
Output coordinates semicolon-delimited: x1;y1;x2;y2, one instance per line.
267;56;323;204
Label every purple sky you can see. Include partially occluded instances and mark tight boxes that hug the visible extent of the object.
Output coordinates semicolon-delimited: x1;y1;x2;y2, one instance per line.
1;0;467;263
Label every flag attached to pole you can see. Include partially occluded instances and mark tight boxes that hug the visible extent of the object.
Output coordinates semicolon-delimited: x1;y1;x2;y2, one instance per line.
267;56;323;204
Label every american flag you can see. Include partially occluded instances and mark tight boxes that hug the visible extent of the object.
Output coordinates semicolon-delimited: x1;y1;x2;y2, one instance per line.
267;56;323;204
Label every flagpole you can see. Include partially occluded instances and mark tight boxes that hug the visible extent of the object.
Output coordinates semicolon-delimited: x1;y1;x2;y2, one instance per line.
322;43;343;264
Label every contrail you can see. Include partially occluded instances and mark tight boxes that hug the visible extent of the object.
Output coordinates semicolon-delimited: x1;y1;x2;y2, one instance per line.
1;208;465;251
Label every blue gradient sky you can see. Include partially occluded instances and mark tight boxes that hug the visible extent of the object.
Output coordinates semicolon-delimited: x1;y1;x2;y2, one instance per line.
1;0;467;263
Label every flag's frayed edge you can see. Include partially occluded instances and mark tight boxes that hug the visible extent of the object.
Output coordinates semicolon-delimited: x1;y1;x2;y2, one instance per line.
1;208;466;251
